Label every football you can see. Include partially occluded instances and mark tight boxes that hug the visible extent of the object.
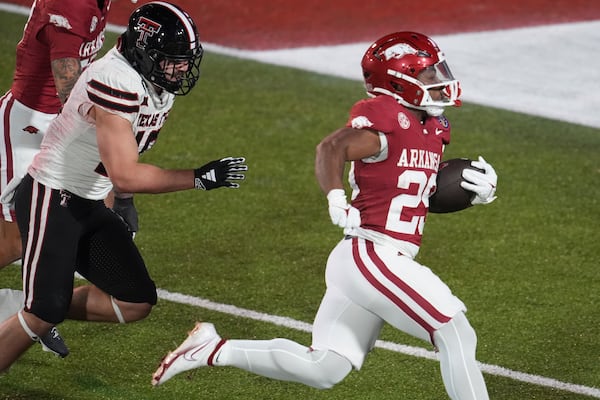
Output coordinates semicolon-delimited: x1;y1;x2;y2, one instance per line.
429;158;483;213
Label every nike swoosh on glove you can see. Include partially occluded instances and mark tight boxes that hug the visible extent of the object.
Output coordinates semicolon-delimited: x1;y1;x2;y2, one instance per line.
327;189;361;229
460;156;497;205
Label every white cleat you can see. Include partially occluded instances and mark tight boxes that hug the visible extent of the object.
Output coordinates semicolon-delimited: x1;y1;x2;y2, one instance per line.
151;322;225;386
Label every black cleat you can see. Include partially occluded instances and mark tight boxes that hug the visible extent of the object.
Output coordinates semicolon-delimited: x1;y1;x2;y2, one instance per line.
39;326;69;358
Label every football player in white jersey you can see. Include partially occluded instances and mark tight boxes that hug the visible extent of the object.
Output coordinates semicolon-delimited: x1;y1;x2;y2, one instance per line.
0;0;113;358
152;32;496;400
0;1;247;373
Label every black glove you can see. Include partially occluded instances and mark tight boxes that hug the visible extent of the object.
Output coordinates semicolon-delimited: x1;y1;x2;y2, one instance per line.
194;157;247;190
112;196;139;238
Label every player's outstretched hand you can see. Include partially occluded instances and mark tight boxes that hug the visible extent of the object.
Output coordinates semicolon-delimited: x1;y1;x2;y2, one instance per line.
194;157;247;190
327;189;361;229
460;156;497;205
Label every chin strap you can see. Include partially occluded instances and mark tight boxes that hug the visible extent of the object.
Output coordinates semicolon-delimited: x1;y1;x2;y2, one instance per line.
424;106;445;117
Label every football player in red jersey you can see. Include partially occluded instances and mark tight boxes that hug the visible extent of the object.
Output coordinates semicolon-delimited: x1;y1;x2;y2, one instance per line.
152;32;497;400
0;0;111;268
0;1;246;374
0;0;113;358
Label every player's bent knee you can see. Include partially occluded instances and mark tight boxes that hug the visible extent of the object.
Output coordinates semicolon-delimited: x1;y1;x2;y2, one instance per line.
306;349;353;389
434;312;477;355
453;312;477;345
113;299;153;323
17;310;53;341
31;296;71;324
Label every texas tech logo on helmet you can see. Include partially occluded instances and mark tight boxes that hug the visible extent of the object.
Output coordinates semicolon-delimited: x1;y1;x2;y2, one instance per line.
120;1;203;95
135;17;161;49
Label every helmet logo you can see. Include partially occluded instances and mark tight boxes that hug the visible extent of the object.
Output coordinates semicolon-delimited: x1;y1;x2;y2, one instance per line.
383;43;418;61
135;17;162;49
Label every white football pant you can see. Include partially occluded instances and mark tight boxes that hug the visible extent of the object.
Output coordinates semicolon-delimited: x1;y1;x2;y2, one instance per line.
215;237;488;398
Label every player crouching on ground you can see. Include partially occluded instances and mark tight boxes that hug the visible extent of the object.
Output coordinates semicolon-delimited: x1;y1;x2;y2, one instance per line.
0;1;247;373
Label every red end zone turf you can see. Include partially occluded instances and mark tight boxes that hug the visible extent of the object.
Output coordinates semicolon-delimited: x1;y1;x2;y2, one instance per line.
5;0;600;49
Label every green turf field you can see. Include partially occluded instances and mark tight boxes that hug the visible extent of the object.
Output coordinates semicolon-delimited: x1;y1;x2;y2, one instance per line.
0;10;598;400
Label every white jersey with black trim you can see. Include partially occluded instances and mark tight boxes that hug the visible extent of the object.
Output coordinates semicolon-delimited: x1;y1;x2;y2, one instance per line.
28;47;175;200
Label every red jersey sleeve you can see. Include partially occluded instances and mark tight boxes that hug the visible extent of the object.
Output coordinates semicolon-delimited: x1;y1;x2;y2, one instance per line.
346;96;402;133
11;0;110;113
39;24;85;61
45;0;106;41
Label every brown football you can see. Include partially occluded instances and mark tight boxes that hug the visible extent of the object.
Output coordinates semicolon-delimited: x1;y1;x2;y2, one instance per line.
429;158;483;213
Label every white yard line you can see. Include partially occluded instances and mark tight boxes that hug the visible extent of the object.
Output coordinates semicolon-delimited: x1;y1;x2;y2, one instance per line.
2;2;598;396
158;288;600;398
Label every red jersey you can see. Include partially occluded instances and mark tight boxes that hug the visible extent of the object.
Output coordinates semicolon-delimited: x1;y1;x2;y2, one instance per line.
11;0;111;114
347;95;451;254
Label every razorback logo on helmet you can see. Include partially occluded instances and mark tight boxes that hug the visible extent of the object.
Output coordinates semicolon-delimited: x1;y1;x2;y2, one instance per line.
22;125;39;134
383;43;418;61
135;17;162;49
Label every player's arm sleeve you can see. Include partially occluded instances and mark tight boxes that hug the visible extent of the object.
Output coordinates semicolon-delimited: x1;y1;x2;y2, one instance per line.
345;100;392;162
346;100;395;133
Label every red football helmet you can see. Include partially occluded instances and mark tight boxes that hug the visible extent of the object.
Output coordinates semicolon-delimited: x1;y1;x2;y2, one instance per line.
361;31;461;116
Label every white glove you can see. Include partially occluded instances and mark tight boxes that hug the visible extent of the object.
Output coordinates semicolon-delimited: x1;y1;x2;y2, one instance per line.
327;189;361;229
460;156;497;205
